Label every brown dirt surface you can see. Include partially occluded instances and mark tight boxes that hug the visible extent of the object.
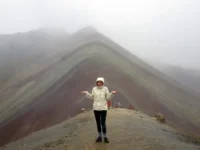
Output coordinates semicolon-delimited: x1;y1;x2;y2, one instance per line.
1;109;199;150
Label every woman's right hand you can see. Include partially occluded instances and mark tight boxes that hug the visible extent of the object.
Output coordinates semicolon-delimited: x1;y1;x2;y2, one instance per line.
81;91;88;94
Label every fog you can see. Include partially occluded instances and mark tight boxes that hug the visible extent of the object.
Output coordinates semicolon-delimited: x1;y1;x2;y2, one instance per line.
0;0;200;69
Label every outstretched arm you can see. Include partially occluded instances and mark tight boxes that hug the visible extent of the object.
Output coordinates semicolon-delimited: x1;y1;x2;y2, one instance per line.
106;87;116;100
81;88;94;100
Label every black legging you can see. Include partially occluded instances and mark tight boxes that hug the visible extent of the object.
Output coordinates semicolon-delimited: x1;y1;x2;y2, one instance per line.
94;110;107;134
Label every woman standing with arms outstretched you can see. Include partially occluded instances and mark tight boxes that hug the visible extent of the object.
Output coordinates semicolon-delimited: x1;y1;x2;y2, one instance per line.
81;77;117;143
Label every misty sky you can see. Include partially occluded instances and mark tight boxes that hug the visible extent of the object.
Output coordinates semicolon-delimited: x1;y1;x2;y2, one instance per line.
0;0;200;69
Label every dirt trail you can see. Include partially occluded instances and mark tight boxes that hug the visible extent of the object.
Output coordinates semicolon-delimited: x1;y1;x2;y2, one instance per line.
1;109;199;150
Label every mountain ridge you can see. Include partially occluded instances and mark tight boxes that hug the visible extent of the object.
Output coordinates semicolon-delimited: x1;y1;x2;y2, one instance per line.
1;109;200;150
0;27;200;147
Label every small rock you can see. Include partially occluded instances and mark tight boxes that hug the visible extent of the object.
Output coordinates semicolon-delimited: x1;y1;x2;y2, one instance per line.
155;113;166;123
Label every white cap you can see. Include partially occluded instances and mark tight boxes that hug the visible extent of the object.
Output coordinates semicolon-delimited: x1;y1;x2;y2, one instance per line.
96;77;105;83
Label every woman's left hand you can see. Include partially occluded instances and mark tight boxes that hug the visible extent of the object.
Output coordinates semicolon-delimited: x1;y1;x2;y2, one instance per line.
111;91;117;94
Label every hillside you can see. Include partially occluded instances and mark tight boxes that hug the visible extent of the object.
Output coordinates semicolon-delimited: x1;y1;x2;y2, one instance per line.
0;27;69;90
0;27;200;147
1;109;199;150
149;61;200;94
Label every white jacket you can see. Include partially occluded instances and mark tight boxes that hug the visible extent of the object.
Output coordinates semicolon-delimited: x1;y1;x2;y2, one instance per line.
86;86;114;110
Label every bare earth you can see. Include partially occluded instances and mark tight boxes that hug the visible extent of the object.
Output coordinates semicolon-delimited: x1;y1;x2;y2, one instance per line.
1;109;199;150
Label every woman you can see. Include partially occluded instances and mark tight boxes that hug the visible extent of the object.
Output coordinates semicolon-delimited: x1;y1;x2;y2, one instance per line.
81;77;117;143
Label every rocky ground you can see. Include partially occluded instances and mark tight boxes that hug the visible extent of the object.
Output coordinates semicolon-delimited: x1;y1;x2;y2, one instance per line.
1;109;200;150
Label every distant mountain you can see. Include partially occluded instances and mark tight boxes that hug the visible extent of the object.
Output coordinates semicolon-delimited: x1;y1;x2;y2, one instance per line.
0;27;200;147
149;61;200;93
0;27;69;90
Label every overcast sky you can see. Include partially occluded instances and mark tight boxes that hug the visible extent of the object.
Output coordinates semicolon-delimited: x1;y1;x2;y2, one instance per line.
0;0;200;69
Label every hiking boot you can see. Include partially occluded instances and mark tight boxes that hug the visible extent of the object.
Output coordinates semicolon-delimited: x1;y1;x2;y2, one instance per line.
96;136;102;142
104;137;110;143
